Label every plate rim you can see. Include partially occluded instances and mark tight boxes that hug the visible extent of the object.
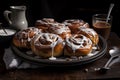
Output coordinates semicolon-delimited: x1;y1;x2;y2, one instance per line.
11;35;107;67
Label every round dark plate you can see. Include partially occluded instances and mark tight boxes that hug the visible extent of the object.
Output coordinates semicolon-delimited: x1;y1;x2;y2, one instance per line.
11;35;107;67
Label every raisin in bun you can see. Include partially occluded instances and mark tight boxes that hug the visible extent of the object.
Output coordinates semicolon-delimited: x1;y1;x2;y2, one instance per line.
63;19;89;34
77;27;99;45
13;27;42;49
48;23;71;40
31;33;64;58
64;34;92;57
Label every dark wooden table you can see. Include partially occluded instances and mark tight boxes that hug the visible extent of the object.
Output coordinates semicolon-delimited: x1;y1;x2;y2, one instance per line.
0;32;120;80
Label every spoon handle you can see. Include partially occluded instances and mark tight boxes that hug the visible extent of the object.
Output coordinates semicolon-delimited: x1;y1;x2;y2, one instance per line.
106;3;114;22
98;57;114;73
104;57;113;69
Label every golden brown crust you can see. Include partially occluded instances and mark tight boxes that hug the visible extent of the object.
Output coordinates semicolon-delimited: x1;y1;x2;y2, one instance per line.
64;45;92;56
47;23;72;40
13;36;30;49
77;27;99;45
13;27;42;49
64;34;93;57
31;33;64;58
35;18;58;32
31;42;64;58
13;18;100;58
63;19;89;34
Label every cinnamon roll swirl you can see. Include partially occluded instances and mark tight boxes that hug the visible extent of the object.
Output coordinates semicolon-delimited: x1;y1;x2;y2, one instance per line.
35;18;58;32
63;19;89;34
31;33;64;58
48;23;71;40
64;34;92;57
77;27;99;45
13;27;42;49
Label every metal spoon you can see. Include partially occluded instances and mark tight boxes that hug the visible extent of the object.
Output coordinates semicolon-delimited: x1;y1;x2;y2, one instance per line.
99;47;120;73
106;3;114;22
103;47;120;69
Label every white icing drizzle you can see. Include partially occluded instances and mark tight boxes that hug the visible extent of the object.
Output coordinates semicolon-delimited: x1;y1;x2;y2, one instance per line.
49;41;57;60
27;32;31;42
82;23;89;27
49;23;71;34
36;18;57;25
80;27;97;37
63;19;85;26
79;27;98;44
15;27;41;45
87;53;94;56
63;19;80;26
43;18;55;22
49;56;56;60
92;46;97;50
66;34;92;53
33;33;63;59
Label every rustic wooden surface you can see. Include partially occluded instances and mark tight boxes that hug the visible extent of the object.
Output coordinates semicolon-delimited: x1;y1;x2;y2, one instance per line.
0;32;120;80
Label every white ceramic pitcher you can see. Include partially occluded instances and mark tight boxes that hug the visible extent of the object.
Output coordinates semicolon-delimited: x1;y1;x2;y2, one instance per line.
4;6;28;30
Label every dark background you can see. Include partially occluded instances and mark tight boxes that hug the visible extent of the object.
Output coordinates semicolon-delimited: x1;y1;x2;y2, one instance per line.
0;0;120;37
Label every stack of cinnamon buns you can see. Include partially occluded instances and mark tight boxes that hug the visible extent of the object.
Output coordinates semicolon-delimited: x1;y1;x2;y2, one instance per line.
13;18;99;59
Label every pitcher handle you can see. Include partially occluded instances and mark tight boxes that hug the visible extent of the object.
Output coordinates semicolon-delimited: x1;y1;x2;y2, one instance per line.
3;10;12;24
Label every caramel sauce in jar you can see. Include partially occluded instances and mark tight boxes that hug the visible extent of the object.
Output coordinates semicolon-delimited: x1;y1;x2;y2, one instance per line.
93;21;111;40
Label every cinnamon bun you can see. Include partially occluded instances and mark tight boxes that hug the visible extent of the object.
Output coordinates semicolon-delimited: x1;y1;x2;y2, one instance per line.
77;27;99;45
64;34;92;57
63;19;89;34
48;23;71;40
31;33;64;58
35;18;58;32
13;27;42;49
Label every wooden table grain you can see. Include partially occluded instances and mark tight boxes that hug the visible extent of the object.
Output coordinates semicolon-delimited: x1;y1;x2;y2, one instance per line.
0;32;120;80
